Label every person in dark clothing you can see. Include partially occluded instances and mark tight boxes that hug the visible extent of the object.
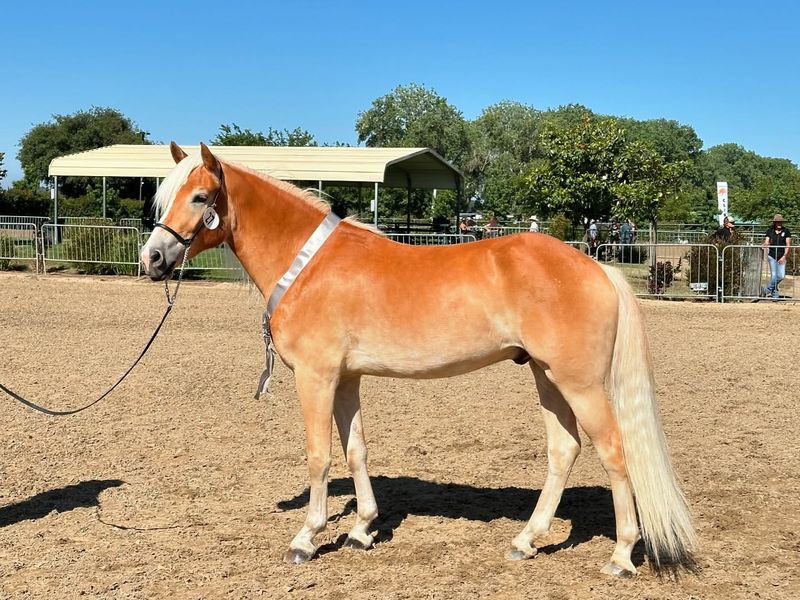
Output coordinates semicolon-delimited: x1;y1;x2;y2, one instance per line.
620;220;632;244
762;213;792;298
432;215;450;233
714;216;736;241
141;193;156;232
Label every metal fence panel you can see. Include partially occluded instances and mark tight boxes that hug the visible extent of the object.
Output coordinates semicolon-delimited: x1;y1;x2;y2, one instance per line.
655;230;711;244
721;245;798;302
140;233;244;279
0;222;39;272
0;215;50;232
63;217;115;226
596;243;719;300
42;224;141;276
120;218;144;229
486;226;529;237
460;226;539;240
387;233;477;245
566;241;591;254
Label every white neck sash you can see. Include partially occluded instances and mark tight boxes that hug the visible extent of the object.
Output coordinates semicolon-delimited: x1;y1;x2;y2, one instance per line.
255;212;341;399
266;212;341;316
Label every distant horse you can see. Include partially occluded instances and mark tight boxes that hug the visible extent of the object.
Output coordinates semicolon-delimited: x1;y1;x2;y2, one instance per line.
141;143;696;576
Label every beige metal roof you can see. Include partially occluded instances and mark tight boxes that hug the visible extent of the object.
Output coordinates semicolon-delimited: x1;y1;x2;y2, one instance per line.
48;144;462;189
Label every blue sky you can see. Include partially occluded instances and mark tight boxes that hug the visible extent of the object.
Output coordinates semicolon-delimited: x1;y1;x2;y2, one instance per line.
2;0;798;186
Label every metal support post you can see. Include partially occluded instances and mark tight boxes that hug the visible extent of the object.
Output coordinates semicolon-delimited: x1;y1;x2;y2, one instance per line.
373;182;379;228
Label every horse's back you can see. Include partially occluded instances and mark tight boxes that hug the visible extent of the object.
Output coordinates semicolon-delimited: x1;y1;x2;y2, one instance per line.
276;227;618;379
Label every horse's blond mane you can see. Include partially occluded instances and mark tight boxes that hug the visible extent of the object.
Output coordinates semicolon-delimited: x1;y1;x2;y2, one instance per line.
154;152;381;235
233;162;331;214
236;164;383;234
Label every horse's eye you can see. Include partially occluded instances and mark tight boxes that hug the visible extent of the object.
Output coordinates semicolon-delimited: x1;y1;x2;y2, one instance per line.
192;194;208;204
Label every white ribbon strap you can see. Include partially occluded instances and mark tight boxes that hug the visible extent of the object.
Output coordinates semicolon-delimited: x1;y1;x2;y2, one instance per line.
267;212;341;316
255;212;340;398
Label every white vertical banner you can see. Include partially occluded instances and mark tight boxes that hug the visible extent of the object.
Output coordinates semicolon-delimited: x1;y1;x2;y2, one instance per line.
716;182;729;225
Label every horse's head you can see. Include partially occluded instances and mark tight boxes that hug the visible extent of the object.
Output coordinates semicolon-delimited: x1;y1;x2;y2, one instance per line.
141;142;230;281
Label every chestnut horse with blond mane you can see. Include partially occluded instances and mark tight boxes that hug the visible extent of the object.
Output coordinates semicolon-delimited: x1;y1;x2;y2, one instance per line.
141;143;696;576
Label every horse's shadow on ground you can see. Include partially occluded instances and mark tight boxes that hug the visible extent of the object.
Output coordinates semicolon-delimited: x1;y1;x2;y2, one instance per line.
278;476;645;563
0;479;124;528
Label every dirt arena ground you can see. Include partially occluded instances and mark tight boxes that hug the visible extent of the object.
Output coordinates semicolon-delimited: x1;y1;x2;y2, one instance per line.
0;271;798;599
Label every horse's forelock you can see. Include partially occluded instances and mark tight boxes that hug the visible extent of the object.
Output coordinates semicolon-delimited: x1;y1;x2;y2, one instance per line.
153;153;203;216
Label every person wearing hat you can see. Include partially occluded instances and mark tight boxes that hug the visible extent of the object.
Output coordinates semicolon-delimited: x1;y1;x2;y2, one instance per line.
528;215;539;233
762;213;792;298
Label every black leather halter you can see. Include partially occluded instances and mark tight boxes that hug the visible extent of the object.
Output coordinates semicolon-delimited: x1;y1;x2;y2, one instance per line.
154;164;226;246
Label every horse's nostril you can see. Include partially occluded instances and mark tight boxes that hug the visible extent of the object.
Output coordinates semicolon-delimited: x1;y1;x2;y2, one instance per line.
149;248;164;267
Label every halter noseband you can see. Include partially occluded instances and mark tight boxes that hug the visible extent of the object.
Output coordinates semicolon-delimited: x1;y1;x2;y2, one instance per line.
154;164;226;247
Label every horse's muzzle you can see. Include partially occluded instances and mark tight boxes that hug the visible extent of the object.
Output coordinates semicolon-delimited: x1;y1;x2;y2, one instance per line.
141;246;176;281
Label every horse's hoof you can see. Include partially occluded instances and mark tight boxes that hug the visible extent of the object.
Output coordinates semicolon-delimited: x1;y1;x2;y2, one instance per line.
343;536;370;551
601;562;636;578
505;547;536;561
283;547;314;564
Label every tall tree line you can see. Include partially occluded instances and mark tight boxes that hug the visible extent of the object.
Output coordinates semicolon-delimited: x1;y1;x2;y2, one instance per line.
6;87;800;225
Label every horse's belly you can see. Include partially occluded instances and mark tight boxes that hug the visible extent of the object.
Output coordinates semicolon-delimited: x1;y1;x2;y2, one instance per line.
345;344;522;379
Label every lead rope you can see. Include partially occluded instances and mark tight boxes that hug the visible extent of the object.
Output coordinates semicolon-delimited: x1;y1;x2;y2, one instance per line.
254;310;275;399
164;245;191;306
0;245;192;416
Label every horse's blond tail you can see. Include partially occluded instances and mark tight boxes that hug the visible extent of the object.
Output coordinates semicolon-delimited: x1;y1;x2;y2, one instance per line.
601;264;697;570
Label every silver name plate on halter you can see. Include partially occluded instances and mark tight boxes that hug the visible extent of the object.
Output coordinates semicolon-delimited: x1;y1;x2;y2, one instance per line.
203;207;220;230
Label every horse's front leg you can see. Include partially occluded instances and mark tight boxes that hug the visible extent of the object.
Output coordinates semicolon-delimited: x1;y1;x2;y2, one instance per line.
333;375;378;550
283;367;338;564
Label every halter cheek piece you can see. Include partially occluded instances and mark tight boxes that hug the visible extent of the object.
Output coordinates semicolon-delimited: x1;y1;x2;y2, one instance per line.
154;165;226;247
153;165;226;307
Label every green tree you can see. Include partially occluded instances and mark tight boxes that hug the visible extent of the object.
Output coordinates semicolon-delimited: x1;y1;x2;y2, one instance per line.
471;101;543;166
522;115;687;225
0;182;50;216
692;143;763;191
17;107;150;198
736;159;800;223
468;101;543;218
540;104;596;131
212;124;317;146
690;144;800;223
617;118;703;164
356;83;471;166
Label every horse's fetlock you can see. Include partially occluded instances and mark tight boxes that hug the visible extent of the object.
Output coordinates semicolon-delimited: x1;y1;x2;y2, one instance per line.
361;506;378;524
619;523;640;545
307;515;328;534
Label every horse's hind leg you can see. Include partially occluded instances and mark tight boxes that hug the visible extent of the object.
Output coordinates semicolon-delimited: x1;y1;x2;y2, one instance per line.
333;375;378;550
557;381;639;576
507;363;581;560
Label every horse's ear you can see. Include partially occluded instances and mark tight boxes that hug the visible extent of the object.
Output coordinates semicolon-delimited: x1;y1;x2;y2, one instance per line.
170;141;188;164
200;143;220;176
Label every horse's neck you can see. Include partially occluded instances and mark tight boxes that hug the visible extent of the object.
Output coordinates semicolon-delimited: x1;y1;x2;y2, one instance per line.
227;168;327;298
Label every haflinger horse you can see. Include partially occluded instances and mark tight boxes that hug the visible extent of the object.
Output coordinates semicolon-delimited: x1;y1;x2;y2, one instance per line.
141;143;696;577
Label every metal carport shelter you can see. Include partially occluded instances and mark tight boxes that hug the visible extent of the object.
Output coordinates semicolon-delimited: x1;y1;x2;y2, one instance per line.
48;145;463;227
